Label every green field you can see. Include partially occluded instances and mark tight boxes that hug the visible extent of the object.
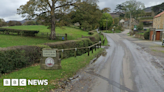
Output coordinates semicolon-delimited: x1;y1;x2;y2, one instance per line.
0;48;104;92
0;25;90;47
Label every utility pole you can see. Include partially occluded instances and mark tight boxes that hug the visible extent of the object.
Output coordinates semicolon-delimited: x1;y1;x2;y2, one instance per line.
129;12;131;31
106;18;107;30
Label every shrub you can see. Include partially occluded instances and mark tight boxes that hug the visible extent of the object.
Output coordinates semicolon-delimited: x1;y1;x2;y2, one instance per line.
137;22;143;31
0;31;100;75
115;25;123;31
144;31;150;40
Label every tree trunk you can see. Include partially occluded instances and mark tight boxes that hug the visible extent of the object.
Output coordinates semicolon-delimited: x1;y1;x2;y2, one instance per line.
50;1;56;40
51;16;56;40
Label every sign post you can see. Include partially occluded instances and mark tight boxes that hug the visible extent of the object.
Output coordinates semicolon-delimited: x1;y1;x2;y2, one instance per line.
40;48;61;70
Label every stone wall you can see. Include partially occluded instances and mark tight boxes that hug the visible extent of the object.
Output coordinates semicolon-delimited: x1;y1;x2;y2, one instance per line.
135;34;145;39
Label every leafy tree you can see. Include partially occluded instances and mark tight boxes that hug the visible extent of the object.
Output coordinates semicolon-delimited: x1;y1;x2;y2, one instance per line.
8;21;16;26
102;7;111;13
115;0;145;19
114;4;125;18
137;22;143;31
0;18;7;27
112;18;119;26
16;21;22;25
99;13;113;30
24;21;36;25
17;0;98;40
70;2;102;31
152;2;164;15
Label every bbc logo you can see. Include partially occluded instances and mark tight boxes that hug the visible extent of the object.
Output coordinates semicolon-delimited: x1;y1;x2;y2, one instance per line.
3;79;26;86
3;79;48;86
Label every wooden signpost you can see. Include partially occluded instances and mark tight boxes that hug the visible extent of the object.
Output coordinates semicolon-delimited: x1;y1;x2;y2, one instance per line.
40;48;61;70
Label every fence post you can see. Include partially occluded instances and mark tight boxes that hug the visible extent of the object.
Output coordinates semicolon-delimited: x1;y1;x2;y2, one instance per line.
65;33;67;40
92;47;93;53
75;48;77;57
61;49;64;59
88;47;90;56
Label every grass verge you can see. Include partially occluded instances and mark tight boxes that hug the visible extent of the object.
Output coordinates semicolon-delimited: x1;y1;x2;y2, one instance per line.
0;26;90;47
0;48;104;92
101;30;121;33
100;35;108;46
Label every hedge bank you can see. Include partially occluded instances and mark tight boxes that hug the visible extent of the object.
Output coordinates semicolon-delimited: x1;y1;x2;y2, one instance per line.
0;31;100;75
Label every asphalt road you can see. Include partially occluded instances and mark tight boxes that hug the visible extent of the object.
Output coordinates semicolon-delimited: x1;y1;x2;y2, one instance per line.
55;30;164;92
90;30;164;92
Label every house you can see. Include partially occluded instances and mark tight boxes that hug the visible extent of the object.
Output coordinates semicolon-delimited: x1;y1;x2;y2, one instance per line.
151;11;164;41
138;6;155;30
110;13;119;18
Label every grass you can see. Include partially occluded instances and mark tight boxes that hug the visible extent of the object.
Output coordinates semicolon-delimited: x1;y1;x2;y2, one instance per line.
0;34;56;47
101;30;121;33
100;34;108;46
152;49;164;53
0;48;104;92
0;25;90;47
3;25;90;40
138;32;144;35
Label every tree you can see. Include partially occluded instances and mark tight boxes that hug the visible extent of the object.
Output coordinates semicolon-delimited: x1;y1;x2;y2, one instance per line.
8;21;16;26
0;18;7;27
70;2;102;31
17;0;98;40
115;0;145;19
16;21;22;25
152;2;164;15
102;7;111;13
114;4;125;18
112;18;119;26
99;13;113;30
137;22;143;31
24;21;36;25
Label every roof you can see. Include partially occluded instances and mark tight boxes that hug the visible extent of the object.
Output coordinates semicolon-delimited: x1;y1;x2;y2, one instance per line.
154;11;164;18
144;7;153;13
120;19;125;23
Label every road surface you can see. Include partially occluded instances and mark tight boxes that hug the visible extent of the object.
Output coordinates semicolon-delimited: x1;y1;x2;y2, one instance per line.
90;30;164;92
55;29;164;92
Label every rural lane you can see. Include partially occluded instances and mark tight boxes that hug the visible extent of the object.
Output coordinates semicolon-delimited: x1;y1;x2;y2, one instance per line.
90;30;164;92
55;29;164;92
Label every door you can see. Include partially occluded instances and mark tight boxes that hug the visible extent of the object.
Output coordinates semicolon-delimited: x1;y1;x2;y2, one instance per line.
156;31;160;40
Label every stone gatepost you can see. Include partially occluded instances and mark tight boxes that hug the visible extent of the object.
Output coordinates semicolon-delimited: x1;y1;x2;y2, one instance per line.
40;48;61;70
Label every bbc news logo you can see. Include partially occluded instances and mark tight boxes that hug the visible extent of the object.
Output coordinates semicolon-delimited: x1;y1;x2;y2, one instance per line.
3;79;48;86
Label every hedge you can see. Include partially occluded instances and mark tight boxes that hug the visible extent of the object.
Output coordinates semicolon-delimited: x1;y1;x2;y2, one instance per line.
0;31;100;75
144;31;150;40
0;28;39;36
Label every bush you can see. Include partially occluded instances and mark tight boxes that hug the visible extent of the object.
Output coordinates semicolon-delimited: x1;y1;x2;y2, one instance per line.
0;31;100;75
144;31;150;40
115;25;123;31
137;22;143;31
0;46;40;74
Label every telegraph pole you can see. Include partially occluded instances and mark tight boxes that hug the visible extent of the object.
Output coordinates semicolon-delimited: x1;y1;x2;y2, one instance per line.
129;12;132;32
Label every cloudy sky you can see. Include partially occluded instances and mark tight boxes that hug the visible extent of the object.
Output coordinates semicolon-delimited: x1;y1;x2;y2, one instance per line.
0;0;163;21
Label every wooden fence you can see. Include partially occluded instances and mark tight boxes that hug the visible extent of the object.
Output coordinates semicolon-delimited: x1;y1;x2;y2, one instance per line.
37;32;67;40
57;33;105;59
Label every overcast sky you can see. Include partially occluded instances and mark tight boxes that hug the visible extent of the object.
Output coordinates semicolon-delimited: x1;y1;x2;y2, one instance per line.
0;0;163;21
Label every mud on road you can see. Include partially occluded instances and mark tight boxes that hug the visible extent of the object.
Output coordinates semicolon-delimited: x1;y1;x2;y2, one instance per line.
53;30;164;92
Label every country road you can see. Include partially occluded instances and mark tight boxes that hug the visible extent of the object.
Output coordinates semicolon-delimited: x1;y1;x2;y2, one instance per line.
55;30;164;92
90;30;164;92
